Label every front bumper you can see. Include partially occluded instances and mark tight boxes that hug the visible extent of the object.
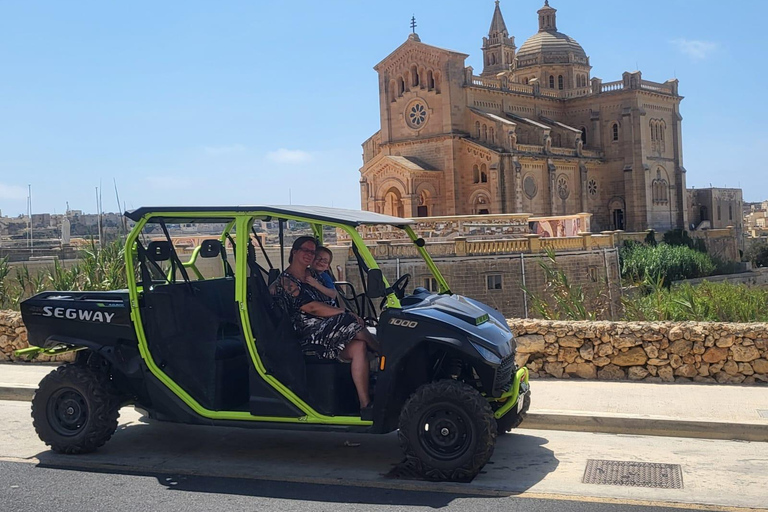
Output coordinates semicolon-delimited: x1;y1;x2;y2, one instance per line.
492;367;530;420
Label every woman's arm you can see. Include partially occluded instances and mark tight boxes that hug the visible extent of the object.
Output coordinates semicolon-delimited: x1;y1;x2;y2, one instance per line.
305;274;338;300
300;301;344;318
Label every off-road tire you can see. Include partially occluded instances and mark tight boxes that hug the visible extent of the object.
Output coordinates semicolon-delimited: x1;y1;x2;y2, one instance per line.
496;389;531;434
31;363;120;454
398;379;497;481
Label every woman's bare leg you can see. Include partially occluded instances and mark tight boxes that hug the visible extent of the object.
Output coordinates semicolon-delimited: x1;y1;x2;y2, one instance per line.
340;340;370;408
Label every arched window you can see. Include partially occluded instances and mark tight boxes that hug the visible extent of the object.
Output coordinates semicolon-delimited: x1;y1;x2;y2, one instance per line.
717;204;722;220
524;77;529;84
480;164;488;183
489;127;495;145
729;204;733;221
652;170;669;205
580;127;587;145
473;164;480;184
475;121;481;138
612;123;619;141
389;80;396;102
558;75;564;90
427;70;434;90
482;124;488;142
410;65;419;87
650;121;656;142
491;53;496;65
398;77;405;96
549;75;555;88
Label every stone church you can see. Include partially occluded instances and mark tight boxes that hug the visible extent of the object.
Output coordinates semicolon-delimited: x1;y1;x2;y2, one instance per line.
359;1;687;232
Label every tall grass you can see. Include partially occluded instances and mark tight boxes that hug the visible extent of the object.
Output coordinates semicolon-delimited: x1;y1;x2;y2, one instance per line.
623;279;768;322
0;239;127;310
523;248;609;321
621;242;715;285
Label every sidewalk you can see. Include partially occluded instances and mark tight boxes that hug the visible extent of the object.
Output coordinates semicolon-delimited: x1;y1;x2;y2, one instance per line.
2;362;767;442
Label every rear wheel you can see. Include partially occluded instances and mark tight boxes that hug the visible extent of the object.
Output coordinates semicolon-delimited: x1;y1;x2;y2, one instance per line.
32;363;120;454
398;379;497;481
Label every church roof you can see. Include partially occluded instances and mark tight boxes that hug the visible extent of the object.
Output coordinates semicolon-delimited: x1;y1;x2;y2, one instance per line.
516;30;587;59
488;0;508;35
385;156;438;171
469;108;516;126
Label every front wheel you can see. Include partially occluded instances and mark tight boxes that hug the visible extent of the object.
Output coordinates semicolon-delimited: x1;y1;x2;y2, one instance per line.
398;380;497;481
31;363;120;454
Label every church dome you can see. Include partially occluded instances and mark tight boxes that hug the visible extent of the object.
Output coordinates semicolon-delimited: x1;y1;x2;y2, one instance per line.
515;1;589;68
516;30;586;61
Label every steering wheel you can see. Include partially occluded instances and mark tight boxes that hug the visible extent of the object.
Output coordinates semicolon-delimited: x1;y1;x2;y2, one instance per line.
380;273;411;309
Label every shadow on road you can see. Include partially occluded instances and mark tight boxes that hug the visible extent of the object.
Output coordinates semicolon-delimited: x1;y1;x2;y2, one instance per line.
32;416;559;506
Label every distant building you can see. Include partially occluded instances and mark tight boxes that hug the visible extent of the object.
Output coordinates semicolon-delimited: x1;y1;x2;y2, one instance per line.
687;187;743;240
360;1;689;232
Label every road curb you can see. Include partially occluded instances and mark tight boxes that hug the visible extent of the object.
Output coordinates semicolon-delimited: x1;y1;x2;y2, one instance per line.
0;384;35;402
2;383;767;443
522;411;768;443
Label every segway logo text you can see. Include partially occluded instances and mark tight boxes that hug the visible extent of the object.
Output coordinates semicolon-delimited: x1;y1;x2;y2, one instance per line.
42;307;115;324
389;318;418;328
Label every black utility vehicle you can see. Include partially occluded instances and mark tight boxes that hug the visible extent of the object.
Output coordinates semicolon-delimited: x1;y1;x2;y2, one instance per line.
19;206;530;481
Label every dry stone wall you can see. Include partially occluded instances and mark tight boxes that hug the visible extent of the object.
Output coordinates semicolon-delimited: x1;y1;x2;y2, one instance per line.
0;310;73;363
3;309;767;384
509;319;768;384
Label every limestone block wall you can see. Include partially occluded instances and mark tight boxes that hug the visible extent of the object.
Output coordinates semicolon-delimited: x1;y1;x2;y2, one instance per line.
0;311;74;363
509;319;768;384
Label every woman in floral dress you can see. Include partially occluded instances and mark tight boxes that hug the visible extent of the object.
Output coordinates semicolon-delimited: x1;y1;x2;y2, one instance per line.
272;236;378;410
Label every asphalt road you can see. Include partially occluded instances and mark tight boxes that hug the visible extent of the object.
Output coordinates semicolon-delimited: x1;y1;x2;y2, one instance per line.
1;400;767;511
0;460;712;512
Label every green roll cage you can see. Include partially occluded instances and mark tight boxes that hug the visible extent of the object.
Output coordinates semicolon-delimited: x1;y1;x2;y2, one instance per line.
124;209;455;427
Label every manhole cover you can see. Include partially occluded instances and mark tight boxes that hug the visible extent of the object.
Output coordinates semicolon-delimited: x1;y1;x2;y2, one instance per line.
758;410;768;419
582;460;683;489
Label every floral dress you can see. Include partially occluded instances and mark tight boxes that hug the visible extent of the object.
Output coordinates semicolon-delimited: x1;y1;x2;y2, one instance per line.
274;271;362;360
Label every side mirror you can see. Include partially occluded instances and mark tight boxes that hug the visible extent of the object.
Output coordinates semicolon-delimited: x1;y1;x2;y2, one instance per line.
366;269;387;298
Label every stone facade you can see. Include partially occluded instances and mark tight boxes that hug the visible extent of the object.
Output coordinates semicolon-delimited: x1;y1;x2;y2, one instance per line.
510;319;768;384
345;247;622;319
361;1;688;233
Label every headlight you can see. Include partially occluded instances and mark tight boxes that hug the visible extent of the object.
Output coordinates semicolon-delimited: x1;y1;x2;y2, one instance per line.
470;341;501;364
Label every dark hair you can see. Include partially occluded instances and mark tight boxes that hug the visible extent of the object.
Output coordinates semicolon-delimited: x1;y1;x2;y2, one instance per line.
288;236;318;264
315;246;333;263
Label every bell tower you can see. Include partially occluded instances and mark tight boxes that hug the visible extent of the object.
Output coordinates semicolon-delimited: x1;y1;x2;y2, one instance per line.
481;1;516;77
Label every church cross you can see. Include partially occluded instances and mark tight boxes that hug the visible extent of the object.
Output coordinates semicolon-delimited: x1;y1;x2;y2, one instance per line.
410;15;417;33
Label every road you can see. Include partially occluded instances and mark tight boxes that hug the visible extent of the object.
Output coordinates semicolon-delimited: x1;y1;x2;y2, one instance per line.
0;460;727;512
0;400;766;511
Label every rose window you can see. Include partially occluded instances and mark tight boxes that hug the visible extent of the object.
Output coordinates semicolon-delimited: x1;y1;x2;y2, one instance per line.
588;179;598;197
557;175;570;200
406;102;427;129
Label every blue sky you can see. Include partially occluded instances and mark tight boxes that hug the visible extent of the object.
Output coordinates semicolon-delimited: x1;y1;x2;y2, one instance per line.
0;0;765;216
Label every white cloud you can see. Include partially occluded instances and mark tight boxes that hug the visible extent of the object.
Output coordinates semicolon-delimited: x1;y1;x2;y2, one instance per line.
203;144;247;155
671;39;718;60
266;148;313;164
0;183;26;200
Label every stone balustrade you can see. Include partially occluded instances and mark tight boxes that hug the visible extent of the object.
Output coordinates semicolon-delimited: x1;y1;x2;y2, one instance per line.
509;319;768;384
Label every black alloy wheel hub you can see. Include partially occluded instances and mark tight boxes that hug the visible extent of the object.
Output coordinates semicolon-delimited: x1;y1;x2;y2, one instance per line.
417;404;473;461
47;388;88;436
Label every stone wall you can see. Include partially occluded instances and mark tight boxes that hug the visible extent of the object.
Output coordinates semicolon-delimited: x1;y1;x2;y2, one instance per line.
509;319;768;384
0;311;73;363
346;249;622;319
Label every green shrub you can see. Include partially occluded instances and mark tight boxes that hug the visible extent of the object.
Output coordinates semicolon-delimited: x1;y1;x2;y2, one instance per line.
621;243;715;285
744;241;768;268
662;228;706;253
623;280;768;322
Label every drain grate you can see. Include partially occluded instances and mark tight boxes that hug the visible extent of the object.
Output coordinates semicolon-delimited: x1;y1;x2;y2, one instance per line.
583;460;683;489
758;410;768;419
